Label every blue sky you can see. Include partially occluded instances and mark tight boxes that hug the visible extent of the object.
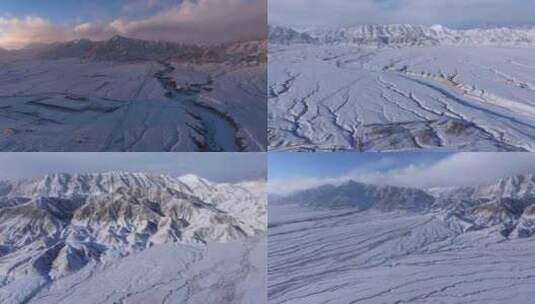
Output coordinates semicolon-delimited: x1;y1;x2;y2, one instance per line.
0;0;183;23
0;0;123;23
0;0;265;49
269;153;535;194
269;153;449;181
269;0;535;29
0;153;266;182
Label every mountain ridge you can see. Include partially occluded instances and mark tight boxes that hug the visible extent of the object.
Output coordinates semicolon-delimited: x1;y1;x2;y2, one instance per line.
32;35;267;63
269;24;535;47
0;172;266;287
273;172;535;238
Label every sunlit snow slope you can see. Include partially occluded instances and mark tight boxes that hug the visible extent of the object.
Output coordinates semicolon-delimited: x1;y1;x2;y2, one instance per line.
0;172;266;304
268;174;535;303
269;25;535;151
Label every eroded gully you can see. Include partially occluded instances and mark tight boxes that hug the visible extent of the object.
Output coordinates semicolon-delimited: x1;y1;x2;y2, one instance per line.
154;61;246;152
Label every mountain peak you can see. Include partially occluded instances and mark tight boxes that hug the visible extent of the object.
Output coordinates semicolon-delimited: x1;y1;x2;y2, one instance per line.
40;171;150;179
178;173;202;182
430;24;445;31
0;171;266;292
109;34;128;42
0;171;184;200
71;38;92;44
177;174;213;187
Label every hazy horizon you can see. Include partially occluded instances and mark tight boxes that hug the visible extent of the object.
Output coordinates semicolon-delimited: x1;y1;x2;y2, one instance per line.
268;22;535;31
0;153;266;183
269;0;535;29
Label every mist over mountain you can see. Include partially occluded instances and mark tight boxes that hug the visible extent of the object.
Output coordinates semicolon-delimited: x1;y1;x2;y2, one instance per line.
273;172;535;238
272;180;434;212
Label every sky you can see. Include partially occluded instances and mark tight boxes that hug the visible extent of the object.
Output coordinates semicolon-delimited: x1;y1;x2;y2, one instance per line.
269;0;535;29
0;0;266;49
269;153;535;195
0;153;266;183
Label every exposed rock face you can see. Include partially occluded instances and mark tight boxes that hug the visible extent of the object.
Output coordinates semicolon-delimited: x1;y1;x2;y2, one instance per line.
0;172;265;282
34;35;267;64
513;204;535;238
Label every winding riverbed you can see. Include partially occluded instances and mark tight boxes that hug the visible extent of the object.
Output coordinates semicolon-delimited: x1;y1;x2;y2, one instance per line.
154;61;245;152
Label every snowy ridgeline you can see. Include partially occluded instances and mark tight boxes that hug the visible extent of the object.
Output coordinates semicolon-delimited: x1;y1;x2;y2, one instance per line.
0;36;267;152
268;173;535;304
269;24;535;47
0;172;267;304
268;25;535;152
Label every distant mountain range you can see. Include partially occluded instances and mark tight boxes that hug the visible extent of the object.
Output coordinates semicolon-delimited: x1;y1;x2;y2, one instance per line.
25;35;266;63
0;172;265;282
269;24;535;47
272;181;434;212
272;173;535;238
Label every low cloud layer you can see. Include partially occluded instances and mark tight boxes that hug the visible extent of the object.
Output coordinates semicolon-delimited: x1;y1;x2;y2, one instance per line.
269;153;535;195
110;0;266;43
0;0;266;49
269;0;535;29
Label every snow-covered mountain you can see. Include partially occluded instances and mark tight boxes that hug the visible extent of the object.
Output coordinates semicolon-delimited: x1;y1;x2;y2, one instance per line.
431;173;535;201
0;172;265;291
270;24;535;47
476;173;535;199
35;35;198;61
431;173;535;236
269;176;535;304
34;35;267;63
273;180;434;212
274;173;535;238
513;204;535;238
268;25;319;45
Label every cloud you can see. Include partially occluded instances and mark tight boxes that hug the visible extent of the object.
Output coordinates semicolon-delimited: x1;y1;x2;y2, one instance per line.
0;0;266;49
0;16;73;49
110;0;266;43
0;17;113;49
73;22;113;40
269;153;535;195
269;0;535;29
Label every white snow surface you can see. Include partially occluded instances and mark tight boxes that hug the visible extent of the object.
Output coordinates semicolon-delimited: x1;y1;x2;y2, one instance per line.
0;40;266;152
268;173;535;303
0;172;266;304
269;25;535;151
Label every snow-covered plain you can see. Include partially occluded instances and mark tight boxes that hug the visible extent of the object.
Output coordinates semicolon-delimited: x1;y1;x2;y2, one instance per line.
0;172;267;303
0;37;266;152
268;25;535;151
268;174;535;304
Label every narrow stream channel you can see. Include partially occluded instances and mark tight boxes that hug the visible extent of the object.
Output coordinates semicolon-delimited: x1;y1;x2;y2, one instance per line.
154;61;245;152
